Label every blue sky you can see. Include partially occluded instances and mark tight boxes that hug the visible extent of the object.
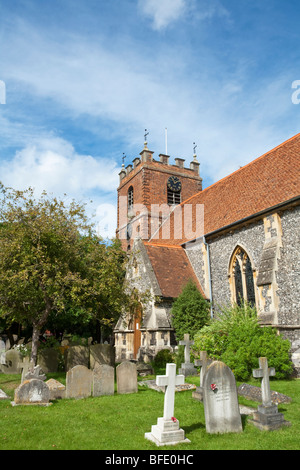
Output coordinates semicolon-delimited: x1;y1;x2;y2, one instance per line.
0;0;300;237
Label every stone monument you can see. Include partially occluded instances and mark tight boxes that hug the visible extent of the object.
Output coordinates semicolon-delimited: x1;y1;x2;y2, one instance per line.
203;360;243;434
192;351;212;401
178;334;197;376
249;357;291;431
145;363;191;446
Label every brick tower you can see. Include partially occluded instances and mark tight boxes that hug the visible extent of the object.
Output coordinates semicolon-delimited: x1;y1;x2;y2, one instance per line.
116;141;203;251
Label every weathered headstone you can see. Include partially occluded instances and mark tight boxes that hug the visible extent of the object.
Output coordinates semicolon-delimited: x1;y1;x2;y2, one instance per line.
0;388;9;400
116;361;138;394
178;334;197;376
93;364;114;396
25;364;47;382
90;344;115;368
145;363;190;446
12;379;51;406
46;378;66;400
38;348;59;373
65;345;89;371
249;357;291;430
203;360;243;434
19;357;32;383
192;351;212;401
66;365;92;399
2;349;22;374
0;338;6;370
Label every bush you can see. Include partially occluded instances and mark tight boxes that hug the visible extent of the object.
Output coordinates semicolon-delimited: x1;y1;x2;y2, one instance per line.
171;280;210;341
153;349;174;369
192;302;293;381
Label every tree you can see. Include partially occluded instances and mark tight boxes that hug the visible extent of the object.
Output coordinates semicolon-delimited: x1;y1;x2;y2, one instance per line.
0;184;129;365
171;280;210;341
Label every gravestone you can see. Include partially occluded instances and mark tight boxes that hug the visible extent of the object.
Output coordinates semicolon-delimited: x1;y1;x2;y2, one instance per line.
203;360;242;434
65;345;89;371
93;364;114;396
38;348;59;373
192;351;212;401
116;361;138;394
12;379;51;406
145;363;190;446
0;388;9;400
46;378;66;400
0;338;6;371
24;364;47;382
2;349;22;374
249;357;291;431
66;365;92;399
178;334;197;376
90;344;115;368
19;357;32;383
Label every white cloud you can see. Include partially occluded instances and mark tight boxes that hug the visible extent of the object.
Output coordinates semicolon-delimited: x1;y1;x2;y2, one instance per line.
138;0;186;30
0;136;119;238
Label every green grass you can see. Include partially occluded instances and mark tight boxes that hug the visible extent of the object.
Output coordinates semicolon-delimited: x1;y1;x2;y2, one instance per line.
0;372;299;450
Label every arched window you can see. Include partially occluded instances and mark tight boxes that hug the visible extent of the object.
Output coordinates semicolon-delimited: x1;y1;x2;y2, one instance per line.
230;247;256;307
128;186;134;211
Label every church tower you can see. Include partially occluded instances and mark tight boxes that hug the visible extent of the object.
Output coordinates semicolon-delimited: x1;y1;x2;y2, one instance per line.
116;140;203;251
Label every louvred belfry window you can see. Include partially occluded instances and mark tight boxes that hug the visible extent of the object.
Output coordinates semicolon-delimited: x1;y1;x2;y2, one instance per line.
128;186;134;210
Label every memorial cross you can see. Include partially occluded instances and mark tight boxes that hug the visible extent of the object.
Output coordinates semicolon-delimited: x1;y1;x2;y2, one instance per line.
156;363;184;420
179;334;194;364
194;351;212;386
253;357;275;407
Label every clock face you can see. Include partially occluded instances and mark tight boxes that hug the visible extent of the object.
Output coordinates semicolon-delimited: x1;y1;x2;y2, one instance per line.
167;176;182;192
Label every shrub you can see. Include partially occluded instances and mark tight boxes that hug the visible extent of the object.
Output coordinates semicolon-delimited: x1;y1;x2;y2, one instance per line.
192;302;292;380
153;349;174;369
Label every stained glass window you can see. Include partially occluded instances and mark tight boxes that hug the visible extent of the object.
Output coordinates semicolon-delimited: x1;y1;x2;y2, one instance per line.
234;258;244;306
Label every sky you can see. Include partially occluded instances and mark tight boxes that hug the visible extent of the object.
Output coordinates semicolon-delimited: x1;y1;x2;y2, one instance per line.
0;0;300;238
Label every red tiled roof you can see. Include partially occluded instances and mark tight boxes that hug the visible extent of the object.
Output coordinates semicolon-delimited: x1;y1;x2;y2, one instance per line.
150;132;300;245
144;242;206;299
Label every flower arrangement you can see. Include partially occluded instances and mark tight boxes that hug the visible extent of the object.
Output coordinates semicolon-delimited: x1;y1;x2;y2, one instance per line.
210;383;218;392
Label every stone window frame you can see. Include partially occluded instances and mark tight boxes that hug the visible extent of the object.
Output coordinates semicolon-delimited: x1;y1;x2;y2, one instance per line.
228;245;258;308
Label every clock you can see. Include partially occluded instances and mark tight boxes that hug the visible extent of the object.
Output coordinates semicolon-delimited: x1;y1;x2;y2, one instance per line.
167;176;182;192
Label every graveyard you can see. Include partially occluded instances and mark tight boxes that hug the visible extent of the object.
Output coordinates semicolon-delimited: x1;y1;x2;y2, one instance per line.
0;353;299;450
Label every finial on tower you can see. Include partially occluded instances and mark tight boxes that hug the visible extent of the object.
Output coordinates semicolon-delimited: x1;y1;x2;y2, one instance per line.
193;142;198;160
144;129;149;148
122;153;126;167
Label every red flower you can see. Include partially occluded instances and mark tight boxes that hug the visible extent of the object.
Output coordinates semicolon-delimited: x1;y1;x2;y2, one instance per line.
211;384;217;391
171;417;177;422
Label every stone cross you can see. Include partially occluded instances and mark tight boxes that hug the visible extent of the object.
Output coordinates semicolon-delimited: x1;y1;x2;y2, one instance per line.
195;351;212;387
253;357;275;407
179;334;194;364
156;363;184;420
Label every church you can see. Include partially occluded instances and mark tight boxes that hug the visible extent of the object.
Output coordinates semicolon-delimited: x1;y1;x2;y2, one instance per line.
114;132;300;377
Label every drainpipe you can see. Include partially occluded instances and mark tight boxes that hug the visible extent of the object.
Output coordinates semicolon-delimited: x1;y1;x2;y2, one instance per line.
203;236;213;320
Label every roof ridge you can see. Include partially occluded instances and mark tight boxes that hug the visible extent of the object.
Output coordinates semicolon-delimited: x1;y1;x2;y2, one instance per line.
181;131;300;206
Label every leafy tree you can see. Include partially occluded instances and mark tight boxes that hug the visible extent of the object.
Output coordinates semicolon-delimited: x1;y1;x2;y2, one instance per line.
171;280;210;341
0;184;131;365
192;302;293;380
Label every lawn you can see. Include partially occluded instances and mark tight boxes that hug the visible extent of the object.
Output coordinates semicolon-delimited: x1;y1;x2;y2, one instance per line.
0;372;299;451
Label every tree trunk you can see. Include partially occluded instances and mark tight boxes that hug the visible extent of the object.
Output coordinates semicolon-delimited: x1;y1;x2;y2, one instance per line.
30;323;40;366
